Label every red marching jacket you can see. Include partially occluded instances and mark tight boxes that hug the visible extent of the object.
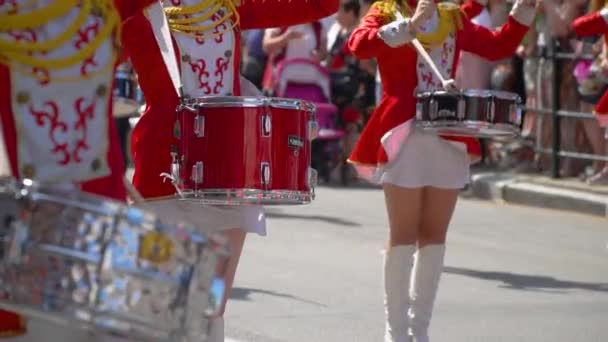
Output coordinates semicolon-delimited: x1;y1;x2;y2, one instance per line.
572;9;608;126
346;1;529;178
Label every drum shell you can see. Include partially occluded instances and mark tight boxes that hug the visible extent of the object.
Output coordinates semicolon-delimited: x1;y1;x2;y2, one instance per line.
415;90;522;138
0;179;227;341
175;96;316;205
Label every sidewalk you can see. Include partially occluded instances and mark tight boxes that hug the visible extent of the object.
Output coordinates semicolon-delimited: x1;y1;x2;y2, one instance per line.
466;166;608;218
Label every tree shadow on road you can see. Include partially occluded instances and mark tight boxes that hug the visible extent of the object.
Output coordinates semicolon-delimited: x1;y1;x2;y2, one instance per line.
265;211;361;227
444;266;608;293
230;287;328;307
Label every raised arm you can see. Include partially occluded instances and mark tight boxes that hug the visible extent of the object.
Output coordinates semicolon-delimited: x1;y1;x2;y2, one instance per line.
572;9;608;37
238;0;339;30
460;0;487;19
348;8;417;60
459;1;534;61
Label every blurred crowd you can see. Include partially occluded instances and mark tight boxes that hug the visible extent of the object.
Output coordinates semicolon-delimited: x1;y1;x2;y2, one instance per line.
239;0;608;186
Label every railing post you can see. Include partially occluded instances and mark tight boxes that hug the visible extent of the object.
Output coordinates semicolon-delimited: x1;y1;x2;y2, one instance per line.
550;38;562;178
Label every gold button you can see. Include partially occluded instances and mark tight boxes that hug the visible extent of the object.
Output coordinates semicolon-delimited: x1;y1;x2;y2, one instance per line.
224;50;232;58
16;91;30;105
22;164;35;179
182;55;191;63
91;158;102;172
96;85;107;97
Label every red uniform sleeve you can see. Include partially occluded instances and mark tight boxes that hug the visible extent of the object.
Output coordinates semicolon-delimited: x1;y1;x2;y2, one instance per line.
347;9;395;60
238;0;339;30
460;1;485;19
459;15;529;61
572;12;608;37
114;0;158;63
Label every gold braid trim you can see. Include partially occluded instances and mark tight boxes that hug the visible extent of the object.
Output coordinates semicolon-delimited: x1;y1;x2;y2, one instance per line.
164;0;240;39
371;1;464;50
0;0;121;75
370;0;413;22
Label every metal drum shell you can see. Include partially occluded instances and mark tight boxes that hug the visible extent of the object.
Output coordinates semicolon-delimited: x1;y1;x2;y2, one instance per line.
0;178;228;342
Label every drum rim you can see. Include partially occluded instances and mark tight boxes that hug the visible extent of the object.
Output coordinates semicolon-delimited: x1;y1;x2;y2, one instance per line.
181;96;316;111
0;177;216;236
414;120;520;138
415;89;522;102
176;188;313;205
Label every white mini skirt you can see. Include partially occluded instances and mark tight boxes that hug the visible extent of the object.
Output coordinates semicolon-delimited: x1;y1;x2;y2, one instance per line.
379;128;471;189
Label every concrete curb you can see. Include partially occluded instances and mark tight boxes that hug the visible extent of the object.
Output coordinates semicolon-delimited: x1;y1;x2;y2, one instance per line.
469;172;608;218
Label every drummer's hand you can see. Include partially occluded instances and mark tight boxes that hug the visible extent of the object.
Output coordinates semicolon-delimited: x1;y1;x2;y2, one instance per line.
411;0;437;31
511;0;538;26
442;79;458;92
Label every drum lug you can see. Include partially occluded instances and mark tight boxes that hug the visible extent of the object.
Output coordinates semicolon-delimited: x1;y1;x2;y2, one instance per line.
416;101;423;121
430;98;438;120
194;115;205;138
161;147;181;185
192;161;204;185
308;119;319;140
261;162;271;186
308;168;318;199
261;113;272;137
488;97;496;123
457;97;466;120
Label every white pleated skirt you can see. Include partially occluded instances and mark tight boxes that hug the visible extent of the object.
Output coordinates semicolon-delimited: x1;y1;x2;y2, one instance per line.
379;128;471;189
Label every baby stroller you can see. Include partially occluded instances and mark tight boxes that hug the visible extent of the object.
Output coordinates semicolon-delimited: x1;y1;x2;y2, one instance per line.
271;58;346;184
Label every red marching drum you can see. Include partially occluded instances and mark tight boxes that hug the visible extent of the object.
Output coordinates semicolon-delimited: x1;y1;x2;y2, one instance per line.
165;96;318;205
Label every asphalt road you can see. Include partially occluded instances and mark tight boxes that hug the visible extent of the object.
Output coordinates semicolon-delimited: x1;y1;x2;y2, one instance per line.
225;186;608;342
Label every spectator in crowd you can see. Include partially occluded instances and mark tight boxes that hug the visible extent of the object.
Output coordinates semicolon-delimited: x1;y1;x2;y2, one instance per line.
456;1;495;89
518;0;587;176
241;29;268;89
262;21;328;93
573;0;608;184
325;0;377;159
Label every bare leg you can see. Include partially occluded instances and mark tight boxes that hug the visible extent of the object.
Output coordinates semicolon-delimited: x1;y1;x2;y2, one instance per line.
207;228;247;342
382;184;422;342
581;102;606;173
409;187;459;342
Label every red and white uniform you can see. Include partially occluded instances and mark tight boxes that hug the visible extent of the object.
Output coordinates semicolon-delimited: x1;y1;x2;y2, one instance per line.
347;0;531;187
461;0;486;19
572;7;608;127
0;0;157;336
123;0;339;235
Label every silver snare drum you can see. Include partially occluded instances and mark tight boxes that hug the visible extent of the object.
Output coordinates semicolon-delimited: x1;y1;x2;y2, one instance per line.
0;178;228;342
415;89;522;138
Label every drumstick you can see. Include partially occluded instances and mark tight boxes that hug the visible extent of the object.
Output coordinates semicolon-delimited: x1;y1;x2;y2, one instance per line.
123;176;145;205
411;38;456;91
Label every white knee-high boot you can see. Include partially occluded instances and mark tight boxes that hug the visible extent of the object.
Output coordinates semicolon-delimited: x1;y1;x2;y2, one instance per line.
383;244;416;342
206;317;224;342
408;244;446;342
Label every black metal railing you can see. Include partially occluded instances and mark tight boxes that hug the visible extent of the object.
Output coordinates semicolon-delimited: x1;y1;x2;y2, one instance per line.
518;39;608;178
